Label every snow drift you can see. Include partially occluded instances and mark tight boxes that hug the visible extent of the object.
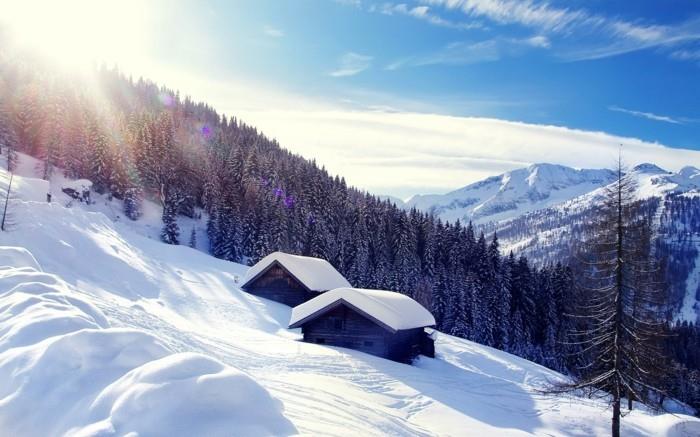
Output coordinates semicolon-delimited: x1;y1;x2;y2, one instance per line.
75;352;295;437
0;255;296;436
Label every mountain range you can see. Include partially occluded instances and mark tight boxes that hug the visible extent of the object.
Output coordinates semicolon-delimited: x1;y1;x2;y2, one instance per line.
394;162;700;324
396;163;699;225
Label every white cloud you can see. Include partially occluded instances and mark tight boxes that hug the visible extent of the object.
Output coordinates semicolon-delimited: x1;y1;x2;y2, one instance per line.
422;0;599;33
524;35;550;48
263;25;284;38
422;0;700;61
370;2;483;30
671;48;700;61
329;52;373;77
236;107;700;198
608;106;684;125
386;36;548;69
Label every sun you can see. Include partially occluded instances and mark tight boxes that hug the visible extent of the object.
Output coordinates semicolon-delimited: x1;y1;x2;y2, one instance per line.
0;0;150;72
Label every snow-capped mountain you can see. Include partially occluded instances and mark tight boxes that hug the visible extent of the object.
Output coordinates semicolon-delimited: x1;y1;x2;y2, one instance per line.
404;163;618;225
404;163;700;226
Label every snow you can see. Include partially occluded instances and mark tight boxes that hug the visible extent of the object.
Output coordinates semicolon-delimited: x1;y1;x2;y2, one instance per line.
0;153;698;436
405;163;617;225
0;245;41;270
61;178;93;193
0;166;49;203
290;287;436;331
405;162;700;226
243;251;351;292
73;353;296;437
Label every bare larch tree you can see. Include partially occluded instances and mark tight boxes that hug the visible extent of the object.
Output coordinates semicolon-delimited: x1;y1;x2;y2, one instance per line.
556;154;669;437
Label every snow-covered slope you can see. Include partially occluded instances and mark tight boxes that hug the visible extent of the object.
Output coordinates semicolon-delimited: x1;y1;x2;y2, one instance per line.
0;156;698;436
405;163;617;225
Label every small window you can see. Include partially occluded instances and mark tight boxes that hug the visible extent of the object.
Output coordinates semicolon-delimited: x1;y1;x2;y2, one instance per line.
364;341;373;347
316;338;326;344
334;319;344;330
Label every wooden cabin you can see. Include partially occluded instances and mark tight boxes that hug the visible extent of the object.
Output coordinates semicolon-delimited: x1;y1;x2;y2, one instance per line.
241;252;351;307
289;288;436;363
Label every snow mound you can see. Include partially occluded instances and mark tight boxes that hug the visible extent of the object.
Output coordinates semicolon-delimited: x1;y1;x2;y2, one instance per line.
0;328;170;436
0;246;41;270
0;258;296;437
244;251;351;292
0;259;109;351
75;352;297;437
290;287;436;331
0;169;49;203
0;287;108;350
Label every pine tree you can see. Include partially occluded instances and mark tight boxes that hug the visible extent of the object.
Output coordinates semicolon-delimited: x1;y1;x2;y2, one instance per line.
123;187;143;220
161;202;180;244
189;226;197;248
13;85;43;156
0;103;18;171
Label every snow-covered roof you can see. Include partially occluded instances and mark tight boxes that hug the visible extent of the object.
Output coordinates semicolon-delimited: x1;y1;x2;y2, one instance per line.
61;179;93;191
289;288;436;332
242;252;351;292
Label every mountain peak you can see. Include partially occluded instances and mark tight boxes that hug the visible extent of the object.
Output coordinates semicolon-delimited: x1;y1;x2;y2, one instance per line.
633;163;668;174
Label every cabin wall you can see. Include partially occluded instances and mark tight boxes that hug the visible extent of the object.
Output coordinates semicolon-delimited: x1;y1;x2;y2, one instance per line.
302;305;389;357
386;328;435;362
301;304;435;363
243;264;315;307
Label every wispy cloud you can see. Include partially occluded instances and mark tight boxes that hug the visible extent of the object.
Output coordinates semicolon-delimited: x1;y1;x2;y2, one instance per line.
670;48;700;61
386;36;549;69
608;105;684;125
422;0;700;62
330;52;373;77
263;25;284;38
422;0;600;33
239;106;700;197
369;2;483;30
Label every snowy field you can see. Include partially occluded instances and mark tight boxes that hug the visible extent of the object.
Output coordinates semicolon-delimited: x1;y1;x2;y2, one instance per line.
0;155;699;436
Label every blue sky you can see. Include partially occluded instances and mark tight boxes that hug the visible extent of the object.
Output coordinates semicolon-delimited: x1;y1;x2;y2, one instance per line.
2;0;700;196
176;0;700;149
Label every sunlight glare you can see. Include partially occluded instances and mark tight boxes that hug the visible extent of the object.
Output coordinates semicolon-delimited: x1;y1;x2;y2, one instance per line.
0;0;149;71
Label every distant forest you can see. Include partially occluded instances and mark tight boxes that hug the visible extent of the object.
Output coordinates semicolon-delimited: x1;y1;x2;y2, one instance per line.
1;50;698;412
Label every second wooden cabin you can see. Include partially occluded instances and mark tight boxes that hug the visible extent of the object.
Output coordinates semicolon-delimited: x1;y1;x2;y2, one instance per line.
289;287;436;363
240;252;351;307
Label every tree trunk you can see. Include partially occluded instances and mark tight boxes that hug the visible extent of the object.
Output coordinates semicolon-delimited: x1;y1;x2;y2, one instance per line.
627;391;633;411
612;162;624;437
612;394;621;437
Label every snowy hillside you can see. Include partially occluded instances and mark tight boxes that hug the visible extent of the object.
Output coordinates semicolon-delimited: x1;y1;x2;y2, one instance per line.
0;156;698;436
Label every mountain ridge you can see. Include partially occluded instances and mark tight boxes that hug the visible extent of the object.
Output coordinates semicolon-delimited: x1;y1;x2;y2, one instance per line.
400;162;699;225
